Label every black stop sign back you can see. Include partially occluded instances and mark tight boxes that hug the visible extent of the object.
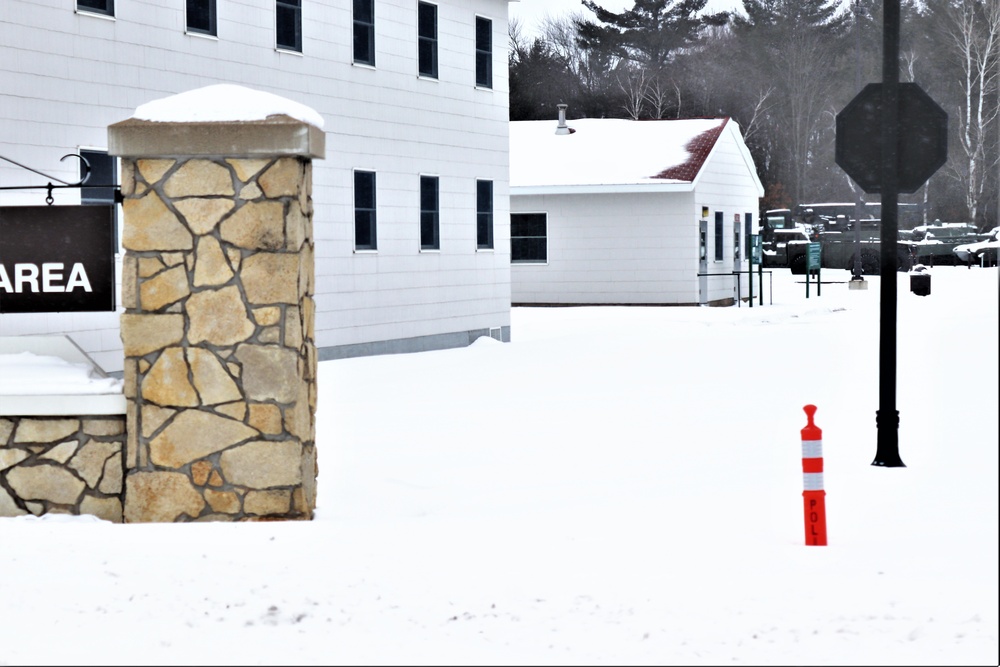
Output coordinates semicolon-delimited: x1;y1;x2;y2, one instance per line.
836;83;948;194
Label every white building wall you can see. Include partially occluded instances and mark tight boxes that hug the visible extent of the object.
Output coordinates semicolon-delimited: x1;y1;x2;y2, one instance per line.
0;0;511;372
511;125;762;306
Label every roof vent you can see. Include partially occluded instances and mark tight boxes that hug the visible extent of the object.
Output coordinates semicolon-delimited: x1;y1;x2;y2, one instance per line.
555;103;572;135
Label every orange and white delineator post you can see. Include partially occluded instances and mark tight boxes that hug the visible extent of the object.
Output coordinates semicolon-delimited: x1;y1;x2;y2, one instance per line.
801;404;827;546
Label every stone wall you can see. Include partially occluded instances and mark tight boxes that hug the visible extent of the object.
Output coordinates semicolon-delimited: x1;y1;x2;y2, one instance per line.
112;112;323;522
0;416;125;521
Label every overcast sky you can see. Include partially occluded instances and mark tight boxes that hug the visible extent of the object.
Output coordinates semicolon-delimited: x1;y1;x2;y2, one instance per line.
509;0;746;36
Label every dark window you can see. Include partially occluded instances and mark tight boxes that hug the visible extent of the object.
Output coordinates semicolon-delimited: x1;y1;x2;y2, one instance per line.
355;170;377;250
276;0;302;52
187;0;217;36
475;16;492;88
476;180;493;249
511;213;546;263
714;211;724;261
79;149;119;248
420;175;440;250
418;2;438;78
77;0;114;16
744;213;753;259
354;0;375;65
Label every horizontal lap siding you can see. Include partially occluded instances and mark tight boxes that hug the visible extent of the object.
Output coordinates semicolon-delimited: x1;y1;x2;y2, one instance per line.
1;0;511;370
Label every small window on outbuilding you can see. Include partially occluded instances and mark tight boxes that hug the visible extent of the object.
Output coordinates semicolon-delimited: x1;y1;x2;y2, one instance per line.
511;213;546;263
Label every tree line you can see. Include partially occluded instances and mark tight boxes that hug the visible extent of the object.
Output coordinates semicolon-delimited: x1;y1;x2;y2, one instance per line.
509;0;1000;231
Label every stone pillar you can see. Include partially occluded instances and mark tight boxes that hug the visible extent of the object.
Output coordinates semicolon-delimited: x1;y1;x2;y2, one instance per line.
109;109;324;522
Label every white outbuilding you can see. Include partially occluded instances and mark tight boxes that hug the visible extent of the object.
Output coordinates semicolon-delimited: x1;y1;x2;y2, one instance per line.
509;111;765;306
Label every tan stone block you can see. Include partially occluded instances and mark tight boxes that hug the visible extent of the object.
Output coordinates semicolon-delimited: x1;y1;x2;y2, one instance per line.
214;401;246;421
227;362;241;378
291;486;306;514
80;495;123;523
227;158;271;183
138;256;167;278
68;440;120;488
187;348;242;405
244;489;291;516
138;359;151;373
1;418;15;446
150;410;258;469
241;253;299;305
120;160;136;196
284;383;311;442
0;448;30;471
208;470;224;487
300;242;314;296
248;403;283;435
124;471;205;523
164;159;234;198
83;419;125;437
142;347;199;407
186;286;255;346
225;246;242;271
252;306;281;326
234;344;299;403
137;158;175;186
14;419;79;444
162;252;186;267
121;254;138;309
284;305;302;349
219;201;285;250
220;440;303;489
205;488;241;514
301;444;318;511
126;400;138;468
174;198;235;235
191;459;213;486
6;464;86;505
138;408;171;442
122;359;137;399
285;202;305;251
1;487;29;517
40;440;80;464
140;264;190;311
239;182;263;200
302;296;315;341
258;327;280;344
123;192;193;251
258;158;302;198
193;235;234;287
98;452;123;495
120;313;184;357
24;501;44;516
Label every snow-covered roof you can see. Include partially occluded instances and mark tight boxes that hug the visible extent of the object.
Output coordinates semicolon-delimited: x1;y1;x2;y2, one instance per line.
510;116;746;195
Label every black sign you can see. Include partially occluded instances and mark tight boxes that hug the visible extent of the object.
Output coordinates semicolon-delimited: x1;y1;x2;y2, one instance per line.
835;83;948;194
0;205;116;313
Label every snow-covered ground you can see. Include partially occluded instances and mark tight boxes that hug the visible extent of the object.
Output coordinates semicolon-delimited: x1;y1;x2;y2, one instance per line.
1;266;997;666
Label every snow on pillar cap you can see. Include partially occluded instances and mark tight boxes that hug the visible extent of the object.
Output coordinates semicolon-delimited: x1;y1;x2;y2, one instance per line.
108;84;325;159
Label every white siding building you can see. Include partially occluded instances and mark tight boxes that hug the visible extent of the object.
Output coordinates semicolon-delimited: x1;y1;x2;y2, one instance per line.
509;114;764;306
0;0;512;373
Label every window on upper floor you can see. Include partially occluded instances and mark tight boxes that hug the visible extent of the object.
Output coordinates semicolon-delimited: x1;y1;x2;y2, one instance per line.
187;0;217;36
420;175;440;251
418;2;438;79
511;213;546;263
77;0;114;17
354;0;375;66
475;16;492;88
476;180;493;250
355;170;377;251
276;0;302;52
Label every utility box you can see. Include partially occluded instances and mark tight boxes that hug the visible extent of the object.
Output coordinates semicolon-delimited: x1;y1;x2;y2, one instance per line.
910;272;931;296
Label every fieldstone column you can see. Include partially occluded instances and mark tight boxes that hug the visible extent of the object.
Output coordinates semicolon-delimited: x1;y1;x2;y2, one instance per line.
109;94;324;522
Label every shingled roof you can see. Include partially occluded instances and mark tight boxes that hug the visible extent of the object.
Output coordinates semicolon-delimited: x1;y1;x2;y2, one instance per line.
510;116;744;194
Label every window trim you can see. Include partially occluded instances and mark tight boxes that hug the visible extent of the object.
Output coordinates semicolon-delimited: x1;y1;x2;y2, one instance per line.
76;0;115;18
417;1;439;79
276;0;303;53
353;0;376;66
419;174;440;251
475;15;493;89
186;0;218;37
354;169;377;252
511;211;547;264
476;179;494;251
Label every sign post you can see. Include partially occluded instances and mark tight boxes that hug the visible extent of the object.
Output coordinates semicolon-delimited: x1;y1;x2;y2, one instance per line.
834;0;947;468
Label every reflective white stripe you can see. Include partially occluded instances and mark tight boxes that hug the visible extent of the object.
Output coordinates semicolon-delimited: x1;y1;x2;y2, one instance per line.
801;439;823;459
803;472;825;491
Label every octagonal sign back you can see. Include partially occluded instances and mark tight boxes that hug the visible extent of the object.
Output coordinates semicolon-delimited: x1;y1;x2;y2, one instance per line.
836;82;948;194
